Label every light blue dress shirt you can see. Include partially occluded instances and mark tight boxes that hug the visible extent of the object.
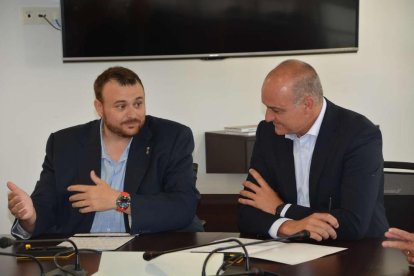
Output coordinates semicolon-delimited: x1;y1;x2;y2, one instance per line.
90;121;132;233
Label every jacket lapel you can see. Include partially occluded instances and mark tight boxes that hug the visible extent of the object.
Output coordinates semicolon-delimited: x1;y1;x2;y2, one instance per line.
123;120;152;194
72;120;101;230
309;100;339;205
275;136;297;203
78;121;101;184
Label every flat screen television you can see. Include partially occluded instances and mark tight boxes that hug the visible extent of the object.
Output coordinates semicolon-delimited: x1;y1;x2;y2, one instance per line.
61;0;359;61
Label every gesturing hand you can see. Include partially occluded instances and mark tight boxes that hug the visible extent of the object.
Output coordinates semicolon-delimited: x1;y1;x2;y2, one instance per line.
238;168;283;215
68;170;119;213
279;213;339;241
7;181;37;233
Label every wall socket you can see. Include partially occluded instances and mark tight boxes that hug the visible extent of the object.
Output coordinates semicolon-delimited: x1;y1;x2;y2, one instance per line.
20;7;60;25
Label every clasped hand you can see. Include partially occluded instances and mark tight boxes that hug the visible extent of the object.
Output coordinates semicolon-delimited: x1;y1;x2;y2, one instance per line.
238;168;338;241
238;168;283;215
67;170;119;213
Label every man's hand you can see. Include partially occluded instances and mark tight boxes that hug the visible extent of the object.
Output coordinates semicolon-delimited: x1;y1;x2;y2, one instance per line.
238;168;283;215
68;170;119;213
7;181;37;233
382;227;414;265
278;213;339;241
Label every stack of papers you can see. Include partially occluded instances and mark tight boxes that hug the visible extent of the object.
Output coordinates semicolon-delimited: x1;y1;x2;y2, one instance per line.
189;238;347;265
93;237;347;275
58;233;136;251
94;252;224;276
224;124;257;136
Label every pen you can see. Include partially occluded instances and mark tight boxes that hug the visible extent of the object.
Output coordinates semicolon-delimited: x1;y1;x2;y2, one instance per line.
24;245;69;251
73;234;135;238
328;197;332;212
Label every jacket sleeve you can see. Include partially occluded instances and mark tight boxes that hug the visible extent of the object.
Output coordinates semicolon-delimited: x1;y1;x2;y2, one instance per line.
238;121;282;237
29;134;59;237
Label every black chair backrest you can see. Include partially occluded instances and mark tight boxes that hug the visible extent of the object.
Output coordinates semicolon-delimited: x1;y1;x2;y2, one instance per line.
383;161;414;232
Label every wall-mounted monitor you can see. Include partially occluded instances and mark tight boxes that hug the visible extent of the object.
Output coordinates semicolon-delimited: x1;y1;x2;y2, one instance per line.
61;0;359;62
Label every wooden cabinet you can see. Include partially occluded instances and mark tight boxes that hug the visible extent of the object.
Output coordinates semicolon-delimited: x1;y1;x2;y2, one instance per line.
197;194;239;232
205;131;255;173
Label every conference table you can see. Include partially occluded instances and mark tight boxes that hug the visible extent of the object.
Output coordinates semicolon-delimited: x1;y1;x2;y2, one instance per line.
1;232;413;276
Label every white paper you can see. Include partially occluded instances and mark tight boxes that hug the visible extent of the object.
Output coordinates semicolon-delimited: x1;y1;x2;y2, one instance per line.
190;238;347;265
58;233;135;251
94;251;224;276
74;233;132;237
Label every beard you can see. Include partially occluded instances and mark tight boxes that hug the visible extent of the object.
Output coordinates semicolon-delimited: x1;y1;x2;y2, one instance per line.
102;116;144;138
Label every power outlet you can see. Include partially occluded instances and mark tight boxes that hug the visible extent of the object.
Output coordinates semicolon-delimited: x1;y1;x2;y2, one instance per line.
20;7;60;25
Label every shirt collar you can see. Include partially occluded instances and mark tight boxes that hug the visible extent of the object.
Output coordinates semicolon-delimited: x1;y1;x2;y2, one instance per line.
100;120;133;163
285;97;327;140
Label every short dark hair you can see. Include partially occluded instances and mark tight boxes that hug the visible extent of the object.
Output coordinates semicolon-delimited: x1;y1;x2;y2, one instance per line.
94;66;143;102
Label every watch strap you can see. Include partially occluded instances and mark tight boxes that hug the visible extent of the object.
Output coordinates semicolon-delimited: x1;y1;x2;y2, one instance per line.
275;203;286;217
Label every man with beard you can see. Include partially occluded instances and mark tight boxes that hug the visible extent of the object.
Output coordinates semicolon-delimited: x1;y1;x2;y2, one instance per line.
7;66;202;238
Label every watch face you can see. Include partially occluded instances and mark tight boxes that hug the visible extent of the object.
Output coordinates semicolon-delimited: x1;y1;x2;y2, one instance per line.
117;195;131;209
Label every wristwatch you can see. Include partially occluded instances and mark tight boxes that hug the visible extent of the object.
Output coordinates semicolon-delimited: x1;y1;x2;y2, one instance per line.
275;203;286;217
116;192;131;212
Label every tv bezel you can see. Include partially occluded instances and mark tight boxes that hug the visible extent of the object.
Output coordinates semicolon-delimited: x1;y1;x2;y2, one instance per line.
60;0;359;62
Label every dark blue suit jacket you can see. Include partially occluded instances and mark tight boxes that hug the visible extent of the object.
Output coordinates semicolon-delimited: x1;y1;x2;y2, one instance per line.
27;115;200;236
239;99;388;240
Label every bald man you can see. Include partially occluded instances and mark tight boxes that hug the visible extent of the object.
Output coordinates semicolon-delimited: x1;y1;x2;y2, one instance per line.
238;59;388;241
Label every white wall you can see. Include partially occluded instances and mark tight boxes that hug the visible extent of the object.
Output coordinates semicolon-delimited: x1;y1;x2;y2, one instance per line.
0;0;413;234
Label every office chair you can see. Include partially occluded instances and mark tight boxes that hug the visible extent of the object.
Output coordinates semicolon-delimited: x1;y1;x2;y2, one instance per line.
383;161;414;232
195;163;239;232
177;163;205;232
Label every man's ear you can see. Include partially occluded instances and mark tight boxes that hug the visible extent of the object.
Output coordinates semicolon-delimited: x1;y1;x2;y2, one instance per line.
303;95;314;111
94;99;103;117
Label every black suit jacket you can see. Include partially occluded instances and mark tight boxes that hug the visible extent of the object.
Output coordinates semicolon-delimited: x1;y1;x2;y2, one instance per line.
239;99;388;240
26;115;200;236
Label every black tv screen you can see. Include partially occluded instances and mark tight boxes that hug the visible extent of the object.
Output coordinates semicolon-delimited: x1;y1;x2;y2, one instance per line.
61;0;359;61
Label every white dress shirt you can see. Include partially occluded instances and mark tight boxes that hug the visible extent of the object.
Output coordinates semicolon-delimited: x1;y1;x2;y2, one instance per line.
268;98;327;238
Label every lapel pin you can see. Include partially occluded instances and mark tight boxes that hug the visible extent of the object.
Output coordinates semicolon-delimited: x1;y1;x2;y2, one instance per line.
146;147;150;155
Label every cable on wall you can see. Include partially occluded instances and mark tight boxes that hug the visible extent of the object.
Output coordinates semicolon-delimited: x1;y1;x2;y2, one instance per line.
38;14;61;31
